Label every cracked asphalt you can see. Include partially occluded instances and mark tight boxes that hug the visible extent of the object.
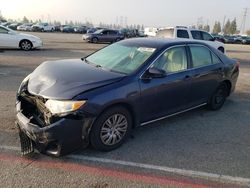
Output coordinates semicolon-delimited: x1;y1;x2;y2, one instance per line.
0;32;250;188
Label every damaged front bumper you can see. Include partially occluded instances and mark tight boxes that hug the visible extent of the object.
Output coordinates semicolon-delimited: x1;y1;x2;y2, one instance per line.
16;99;94;157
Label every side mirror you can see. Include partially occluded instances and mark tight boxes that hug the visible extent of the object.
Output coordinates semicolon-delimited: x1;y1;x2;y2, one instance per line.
147;67;166;78
210;37;215;41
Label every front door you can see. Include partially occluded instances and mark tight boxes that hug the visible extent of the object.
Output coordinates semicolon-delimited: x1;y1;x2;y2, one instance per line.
139;46;192;123
0;27;17;48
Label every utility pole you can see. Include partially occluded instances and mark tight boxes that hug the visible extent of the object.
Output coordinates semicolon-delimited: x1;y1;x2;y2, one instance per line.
240;8;248;35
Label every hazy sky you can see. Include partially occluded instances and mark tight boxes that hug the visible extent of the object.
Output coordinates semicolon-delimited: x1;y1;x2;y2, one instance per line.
1;0;250;29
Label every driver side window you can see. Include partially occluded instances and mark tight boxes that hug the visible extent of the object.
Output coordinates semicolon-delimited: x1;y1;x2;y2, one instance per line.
152;46;188;73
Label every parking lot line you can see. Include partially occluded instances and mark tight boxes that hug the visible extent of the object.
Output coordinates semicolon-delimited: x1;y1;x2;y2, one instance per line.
1;145;250;186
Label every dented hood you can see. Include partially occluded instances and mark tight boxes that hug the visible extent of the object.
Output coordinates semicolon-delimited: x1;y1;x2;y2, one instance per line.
27;59;124;99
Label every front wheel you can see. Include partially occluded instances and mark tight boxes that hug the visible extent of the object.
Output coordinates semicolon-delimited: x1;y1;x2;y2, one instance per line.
90;106;132;151
208;83;228;110
92;37;98;43
20;40;33;51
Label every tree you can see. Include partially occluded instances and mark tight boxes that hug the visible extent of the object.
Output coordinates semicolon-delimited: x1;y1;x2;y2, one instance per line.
198;24;203;30
23;16;29;23
223;19;231;35
230;18;237;35
203;25;210;32
212;21;222;34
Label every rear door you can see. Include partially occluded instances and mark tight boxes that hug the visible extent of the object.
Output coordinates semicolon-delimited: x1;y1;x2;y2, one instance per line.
187;44;224;105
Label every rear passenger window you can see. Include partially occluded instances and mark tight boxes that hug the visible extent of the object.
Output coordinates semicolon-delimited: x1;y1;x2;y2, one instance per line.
177;30;189;38
109;30;117;35
190;46;212;68
191;31;202;40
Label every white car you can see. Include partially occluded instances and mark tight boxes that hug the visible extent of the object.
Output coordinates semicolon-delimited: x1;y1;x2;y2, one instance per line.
156;26;225;53
0;25;43;51
17;23;33;31
144;27;158;37
31;23;55;32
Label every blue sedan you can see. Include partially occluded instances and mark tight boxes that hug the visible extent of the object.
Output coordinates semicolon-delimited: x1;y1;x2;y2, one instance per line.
16;38;239;156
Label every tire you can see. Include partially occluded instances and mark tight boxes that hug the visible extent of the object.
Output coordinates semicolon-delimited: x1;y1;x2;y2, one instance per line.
90;106;132;151
208;83;228;110
92;37;98;43
218;47;225;53
115;38;120;42
20;40;33;51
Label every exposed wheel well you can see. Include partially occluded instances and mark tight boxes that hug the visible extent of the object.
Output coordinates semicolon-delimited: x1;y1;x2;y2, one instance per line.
218;47;225;53
222;80;232;96
98;103;137;128
19;39;33;48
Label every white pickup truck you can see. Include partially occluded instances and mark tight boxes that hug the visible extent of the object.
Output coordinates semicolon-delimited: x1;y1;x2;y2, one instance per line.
156;26;225;53
31;23;55;32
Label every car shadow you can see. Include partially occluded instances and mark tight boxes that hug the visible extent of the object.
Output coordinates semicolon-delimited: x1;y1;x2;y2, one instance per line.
70;91;250;177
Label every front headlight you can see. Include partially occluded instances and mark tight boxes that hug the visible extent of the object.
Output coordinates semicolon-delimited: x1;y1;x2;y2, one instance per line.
45;100;87;115
17;74;31;94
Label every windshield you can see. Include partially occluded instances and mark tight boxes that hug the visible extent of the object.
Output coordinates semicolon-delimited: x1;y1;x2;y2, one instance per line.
85;43;156;75
94;29;103;34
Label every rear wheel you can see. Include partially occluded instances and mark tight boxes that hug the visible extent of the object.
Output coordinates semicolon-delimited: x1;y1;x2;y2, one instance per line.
20;40;33;51
208;83;228;110
90;106;132;151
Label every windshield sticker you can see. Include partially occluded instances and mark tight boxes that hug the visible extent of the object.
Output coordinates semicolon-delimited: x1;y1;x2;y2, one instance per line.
138;47;156;53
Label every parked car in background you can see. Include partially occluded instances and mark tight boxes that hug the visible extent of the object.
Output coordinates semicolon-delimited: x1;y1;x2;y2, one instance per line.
156;26;225;53
138;30;146;37
223;35;237;44
212;34;226;43
32;23;55;32
8;23;22;30
86;28;98;34
1;22;11;27
144;27;158;37
0;25;42;50
83;29;125;43
17;23;33;31
54;25;61;32
60;25;74;33
240;36;250;45
74;26;88;34
16;38;239;156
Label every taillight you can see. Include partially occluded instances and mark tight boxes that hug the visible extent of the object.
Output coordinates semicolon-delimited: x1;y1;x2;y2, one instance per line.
236;61;240;69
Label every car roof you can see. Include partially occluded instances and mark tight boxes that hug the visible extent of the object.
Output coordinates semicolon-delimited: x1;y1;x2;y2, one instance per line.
119;38;210;49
